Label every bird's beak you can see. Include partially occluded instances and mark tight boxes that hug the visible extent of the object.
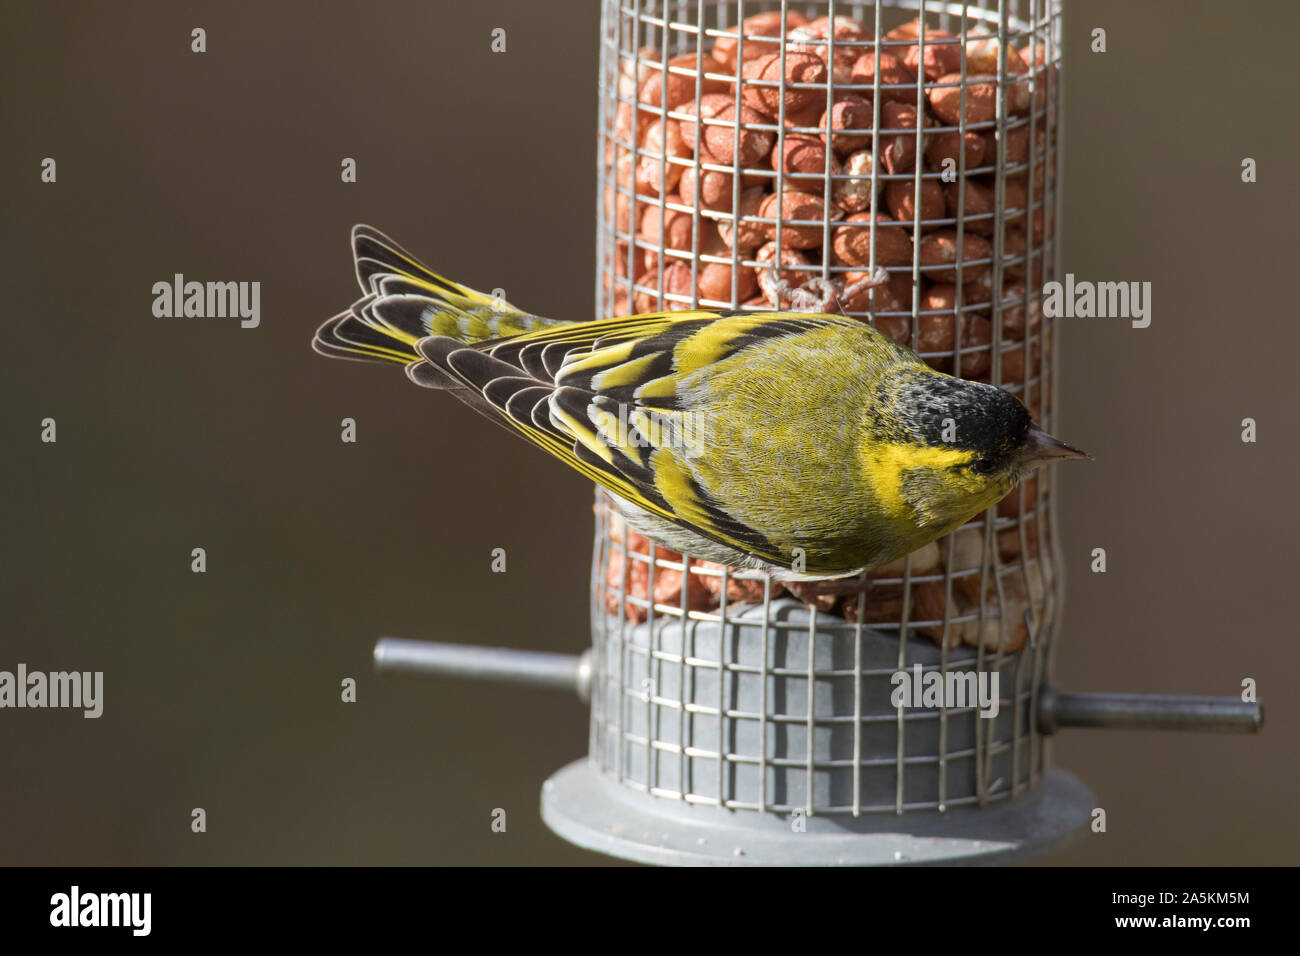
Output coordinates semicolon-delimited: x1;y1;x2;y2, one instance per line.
1016;424;1092;471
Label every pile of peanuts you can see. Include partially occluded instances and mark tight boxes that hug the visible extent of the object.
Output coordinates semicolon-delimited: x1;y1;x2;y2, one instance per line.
599;11;1059;652
601;488;1045;653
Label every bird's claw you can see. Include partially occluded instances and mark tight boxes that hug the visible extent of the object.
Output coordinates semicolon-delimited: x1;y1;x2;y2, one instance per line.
763;264;891;314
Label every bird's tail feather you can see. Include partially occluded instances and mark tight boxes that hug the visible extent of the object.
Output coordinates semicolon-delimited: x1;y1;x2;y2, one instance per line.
313;225;573;366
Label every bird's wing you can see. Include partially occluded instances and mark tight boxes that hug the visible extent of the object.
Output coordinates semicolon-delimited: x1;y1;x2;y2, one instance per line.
411;310;856;565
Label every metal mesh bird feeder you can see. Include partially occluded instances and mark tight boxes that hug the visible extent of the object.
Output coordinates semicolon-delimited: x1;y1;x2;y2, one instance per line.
372;0;1262;865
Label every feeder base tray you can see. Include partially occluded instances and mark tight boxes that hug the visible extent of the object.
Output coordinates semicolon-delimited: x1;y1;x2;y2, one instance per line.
541;760;1092;866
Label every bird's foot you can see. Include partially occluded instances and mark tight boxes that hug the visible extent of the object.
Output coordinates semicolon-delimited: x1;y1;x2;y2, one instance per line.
763;264;891;314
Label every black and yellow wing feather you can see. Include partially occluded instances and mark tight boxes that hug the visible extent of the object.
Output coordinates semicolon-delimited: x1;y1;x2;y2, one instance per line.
410;310;866;566
313;226;883;569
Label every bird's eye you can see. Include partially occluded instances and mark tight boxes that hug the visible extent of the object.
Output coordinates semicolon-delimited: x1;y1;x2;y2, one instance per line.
970;457;996;476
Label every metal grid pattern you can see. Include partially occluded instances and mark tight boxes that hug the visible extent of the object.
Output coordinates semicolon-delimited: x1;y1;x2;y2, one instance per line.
592;0;1064;815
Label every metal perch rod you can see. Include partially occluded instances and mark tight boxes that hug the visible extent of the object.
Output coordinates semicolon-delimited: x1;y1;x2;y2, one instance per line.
374;637;593;701
373;637;1261;735
1037;687;1262;734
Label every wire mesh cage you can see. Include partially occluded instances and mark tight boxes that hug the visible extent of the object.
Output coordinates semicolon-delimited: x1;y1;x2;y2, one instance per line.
370;0;1261;866
590;0;1063;824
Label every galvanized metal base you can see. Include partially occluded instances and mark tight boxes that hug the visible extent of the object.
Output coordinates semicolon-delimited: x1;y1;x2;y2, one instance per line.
541;761;1093;866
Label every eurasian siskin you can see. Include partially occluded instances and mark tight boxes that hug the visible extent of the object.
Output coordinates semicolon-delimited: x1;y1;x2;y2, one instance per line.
314;226;1087;579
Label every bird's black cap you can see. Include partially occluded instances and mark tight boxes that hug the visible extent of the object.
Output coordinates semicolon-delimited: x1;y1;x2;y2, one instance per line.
894;376;1032;457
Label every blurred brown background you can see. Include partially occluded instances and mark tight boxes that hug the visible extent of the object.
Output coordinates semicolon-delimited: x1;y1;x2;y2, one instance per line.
1;0;1295;865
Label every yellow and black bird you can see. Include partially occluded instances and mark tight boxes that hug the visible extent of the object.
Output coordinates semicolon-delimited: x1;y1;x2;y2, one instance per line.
314;226;1088;579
